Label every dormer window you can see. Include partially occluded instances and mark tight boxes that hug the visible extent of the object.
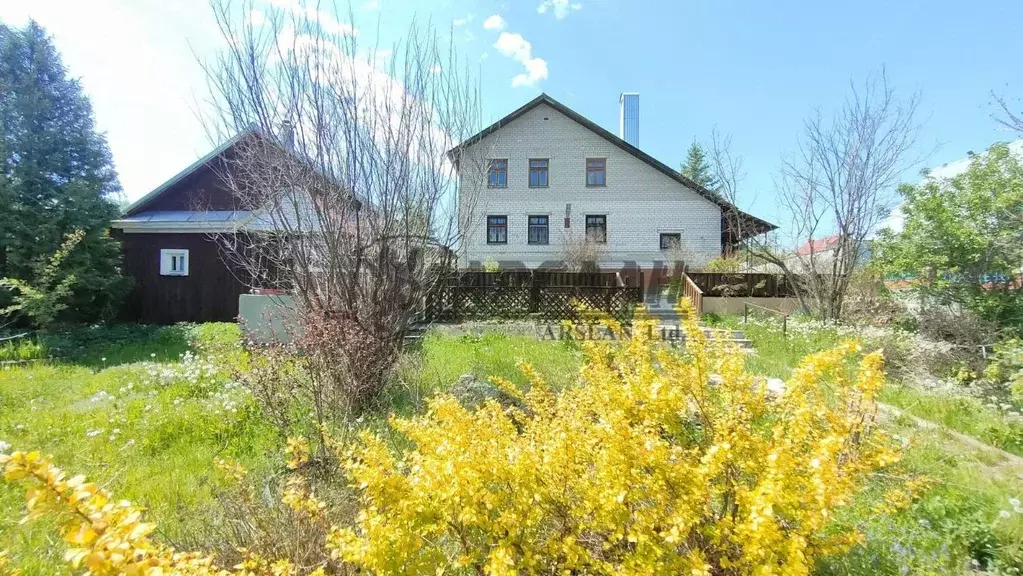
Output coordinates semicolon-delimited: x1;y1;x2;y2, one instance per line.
488;159;508;188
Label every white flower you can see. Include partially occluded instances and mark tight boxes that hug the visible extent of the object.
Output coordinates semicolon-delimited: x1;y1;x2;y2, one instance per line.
999;510;1012;519
86;429;104;438
0;440;10;453
1011;498;1021;508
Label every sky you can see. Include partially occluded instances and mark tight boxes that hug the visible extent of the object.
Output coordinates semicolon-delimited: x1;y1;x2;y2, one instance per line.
2;0;1023;236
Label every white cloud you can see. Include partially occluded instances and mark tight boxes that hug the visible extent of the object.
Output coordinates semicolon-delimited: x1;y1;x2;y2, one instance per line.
266;0;358;36
429;63;442;74
452;14;472;27
362;0;380;10
537;0;582;19
482;14;506;30
512;58;548;87
494;32;532;61
493;32;548;87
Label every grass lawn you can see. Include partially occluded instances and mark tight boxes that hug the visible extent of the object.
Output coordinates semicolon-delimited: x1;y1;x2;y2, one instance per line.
1;319;1022;574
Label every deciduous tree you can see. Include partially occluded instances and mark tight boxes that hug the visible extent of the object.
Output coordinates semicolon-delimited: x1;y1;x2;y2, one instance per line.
873;143;1023;329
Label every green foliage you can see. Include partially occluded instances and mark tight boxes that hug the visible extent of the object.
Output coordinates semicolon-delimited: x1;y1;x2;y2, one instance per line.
700;255;742;273
0;229;84;328
0;336;44;362
679;140;719;191
873;143;1023;329
984;338;1023;405
0;21;128;325
0;323;272;573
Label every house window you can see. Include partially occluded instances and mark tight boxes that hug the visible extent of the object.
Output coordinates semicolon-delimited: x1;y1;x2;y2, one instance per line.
586;158;606;186
528;215;549;245
585;215;607;244
529;158;549;187
488;159;508;188
487;215;508;244
160;249;189;276
660;233;682;250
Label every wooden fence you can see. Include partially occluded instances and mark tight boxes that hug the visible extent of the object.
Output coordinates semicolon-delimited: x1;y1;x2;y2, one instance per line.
425;271;643;321
684;272;797;298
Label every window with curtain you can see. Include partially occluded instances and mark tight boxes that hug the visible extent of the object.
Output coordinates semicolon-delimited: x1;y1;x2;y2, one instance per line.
528;215;549;245
585;215;607;243
487;215;508;244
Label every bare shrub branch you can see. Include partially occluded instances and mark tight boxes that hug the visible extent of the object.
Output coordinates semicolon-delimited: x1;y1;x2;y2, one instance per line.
715;70;921;320
200;0;488;413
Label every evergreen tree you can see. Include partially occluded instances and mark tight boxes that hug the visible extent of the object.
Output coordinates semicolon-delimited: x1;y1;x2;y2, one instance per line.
679;140;719;191
0;20;127;325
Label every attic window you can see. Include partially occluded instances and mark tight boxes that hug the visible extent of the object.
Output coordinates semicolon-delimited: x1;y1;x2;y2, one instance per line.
160;249;189;276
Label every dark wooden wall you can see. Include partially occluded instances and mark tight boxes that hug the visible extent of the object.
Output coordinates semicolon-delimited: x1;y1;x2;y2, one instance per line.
114;231;248;324
133;161;240;213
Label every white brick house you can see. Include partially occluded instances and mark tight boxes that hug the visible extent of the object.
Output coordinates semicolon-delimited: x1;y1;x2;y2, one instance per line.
449;93;774;274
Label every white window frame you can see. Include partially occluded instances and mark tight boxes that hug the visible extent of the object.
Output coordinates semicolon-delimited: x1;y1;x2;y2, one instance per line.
160;249;189;276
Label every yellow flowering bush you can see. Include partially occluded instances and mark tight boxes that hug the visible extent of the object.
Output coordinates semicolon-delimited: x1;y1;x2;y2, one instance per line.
330;304;901;575
0;301;903;575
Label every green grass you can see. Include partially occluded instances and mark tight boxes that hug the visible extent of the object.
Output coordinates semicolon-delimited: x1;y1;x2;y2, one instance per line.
0;323;278;574
0;336;45;362
881;384;1023;457
2;319;1022;574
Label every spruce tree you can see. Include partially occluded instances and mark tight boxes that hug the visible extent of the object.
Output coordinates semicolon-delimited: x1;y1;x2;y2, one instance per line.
0;20;127;325
680;140;719;192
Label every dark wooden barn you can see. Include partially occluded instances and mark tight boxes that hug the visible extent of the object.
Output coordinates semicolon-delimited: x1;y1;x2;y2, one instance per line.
110;131;255;324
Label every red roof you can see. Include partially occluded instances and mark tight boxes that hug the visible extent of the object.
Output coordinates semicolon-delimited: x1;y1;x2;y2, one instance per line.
795;235;841;256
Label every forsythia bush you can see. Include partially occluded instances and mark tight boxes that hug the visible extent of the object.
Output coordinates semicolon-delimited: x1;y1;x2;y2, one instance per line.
332;304;901;575
0;302;903;575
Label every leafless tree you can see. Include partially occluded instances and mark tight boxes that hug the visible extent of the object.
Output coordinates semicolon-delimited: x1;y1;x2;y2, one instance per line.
558;229;606;272
992;91;1023;135
200;0;489;413
714;71;920;320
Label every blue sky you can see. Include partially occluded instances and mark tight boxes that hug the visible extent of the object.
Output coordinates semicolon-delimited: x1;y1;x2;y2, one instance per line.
3;0;1022;233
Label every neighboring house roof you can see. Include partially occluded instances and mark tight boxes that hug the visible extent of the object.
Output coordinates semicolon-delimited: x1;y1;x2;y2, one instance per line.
122;127;258;217
446;93;777;236
795;234;841;256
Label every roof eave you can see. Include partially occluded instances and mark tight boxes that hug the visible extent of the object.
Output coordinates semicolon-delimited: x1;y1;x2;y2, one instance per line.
447;93;779;232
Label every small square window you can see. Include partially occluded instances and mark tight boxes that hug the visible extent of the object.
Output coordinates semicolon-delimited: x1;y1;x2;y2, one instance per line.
487;215;508;244
586;158;606;186
160;249;189;276
585;215;607;244
528;215;549;245
488;159;508;187
529;158;549;187
660;233;682;250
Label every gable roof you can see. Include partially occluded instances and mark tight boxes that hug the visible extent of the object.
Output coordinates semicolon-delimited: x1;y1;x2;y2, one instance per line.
123;127;258;217
447;93;777;236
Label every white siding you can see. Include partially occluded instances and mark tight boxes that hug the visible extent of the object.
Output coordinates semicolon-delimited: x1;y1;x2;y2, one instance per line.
457;102;722;269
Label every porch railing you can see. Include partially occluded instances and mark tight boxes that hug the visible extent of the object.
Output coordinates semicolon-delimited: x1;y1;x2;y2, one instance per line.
680;273;704;317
